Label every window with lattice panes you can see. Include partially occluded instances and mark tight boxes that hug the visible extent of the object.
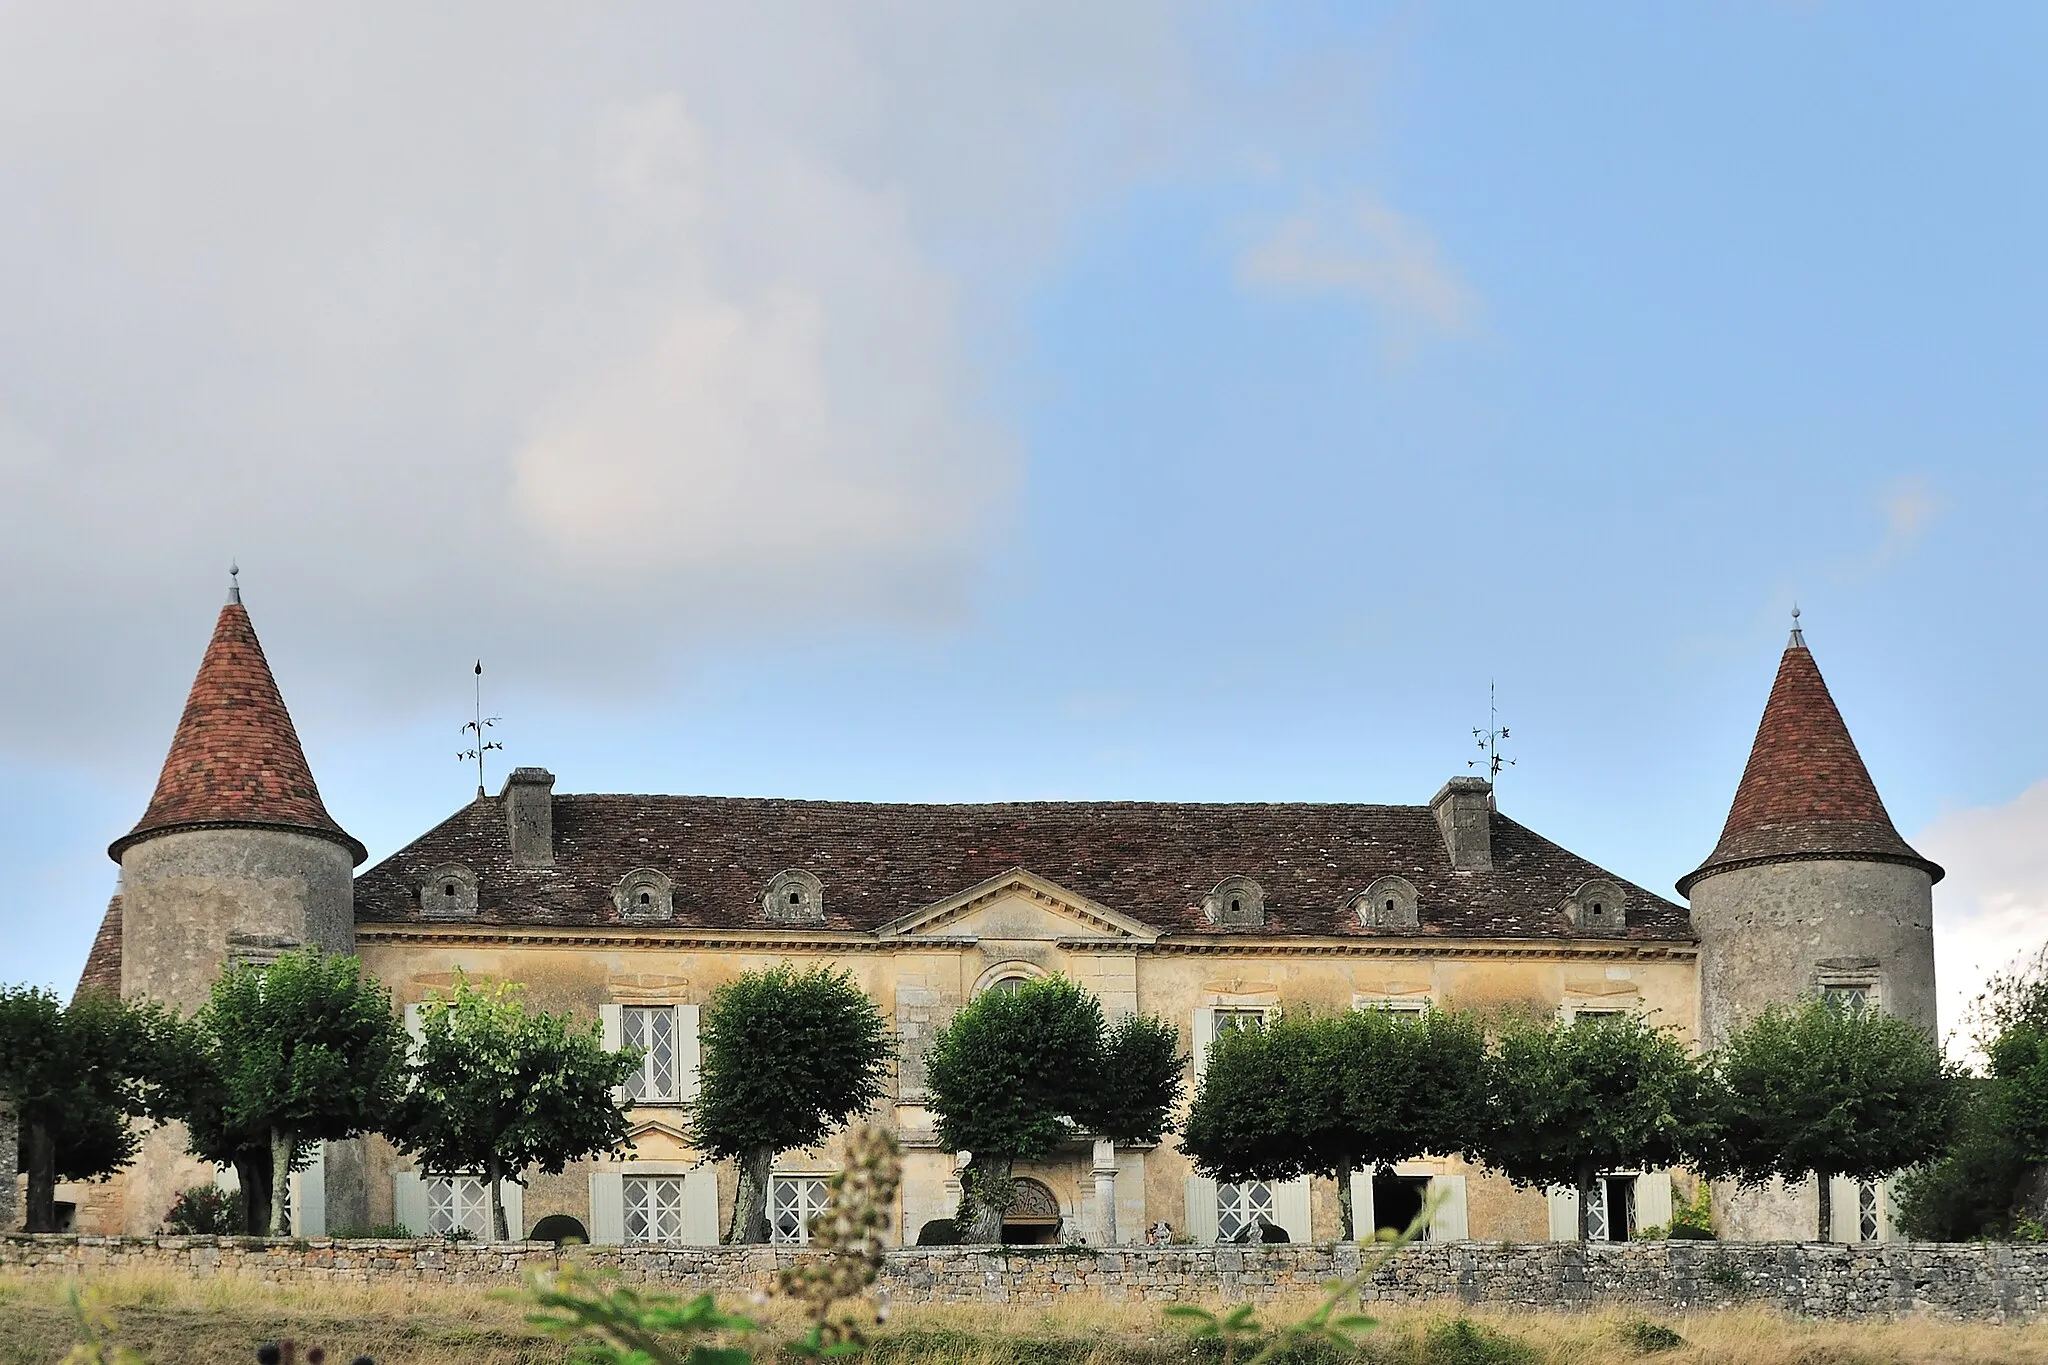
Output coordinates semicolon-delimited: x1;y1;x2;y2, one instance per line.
425;1175;490;1238
770;1175;831;1245
1825;984;1873;1012
624;1175;686;1244
1858;1181;1880;1242
1584;1175;1635;1243
623;1006;680;1103
1216;1180;1275;1244
1212;1009;1267;1039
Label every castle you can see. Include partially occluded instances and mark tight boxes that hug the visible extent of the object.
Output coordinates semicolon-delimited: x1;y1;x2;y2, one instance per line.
56;586;1939;1246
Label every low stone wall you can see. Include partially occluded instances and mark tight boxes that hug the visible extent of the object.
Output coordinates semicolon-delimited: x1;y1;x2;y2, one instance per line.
0;1102;16;1233
3;1235;2046;1321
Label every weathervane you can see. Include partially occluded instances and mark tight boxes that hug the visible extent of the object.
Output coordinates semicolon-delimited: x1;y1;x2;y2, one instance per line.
1469;681;1514;795
458;660;503;800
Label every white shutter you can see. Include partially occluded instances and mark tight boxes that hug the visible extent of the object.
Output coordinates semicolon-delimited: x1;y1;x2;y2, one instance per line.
1827;1176;1858;1243
1272;1176;1312;1244
403;1004;425;1054
600;1005;627;1104
682;1167;719;1245
292;1142;327;1237
1428;1174;1468;1241
589;1171;625;1245
1546;1186;1579;1241
1191;1008;1216;1081
1347;1169;1376;1242
394;1171;428;1238
499;1175;526;1240
1185;1175;1219;1244
1635;1172;1673;1235
677;1005;703;1103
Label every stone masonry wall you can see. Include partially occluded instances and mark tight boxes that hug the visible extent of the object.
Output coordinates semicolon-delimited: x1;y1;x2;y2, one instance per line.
6;1236;2048;1321
0;1101;16;1232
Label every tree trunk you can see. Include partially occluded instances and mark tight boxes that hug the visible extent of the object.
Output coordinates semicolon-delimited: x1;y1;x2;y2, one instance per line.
24;1122;57;1233
1335;1164;1354;1242
235;1152;272;1236
1576;1163;1597;1243
268;1128;294;1236
1816;1171;1832;1243
488;1156;509;1241
962;1155;1012;1244
728;1145;774;1244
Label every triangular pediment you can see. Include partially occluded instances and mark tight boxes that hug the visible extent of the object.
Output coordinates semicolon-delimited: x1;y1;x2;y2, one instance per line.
875;868;1159;942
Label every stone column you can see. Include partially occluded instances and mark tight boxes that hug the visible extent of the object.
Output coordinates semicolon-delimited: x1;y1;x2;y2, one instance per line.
0;1097;17;1232
1092;1139;1118;1246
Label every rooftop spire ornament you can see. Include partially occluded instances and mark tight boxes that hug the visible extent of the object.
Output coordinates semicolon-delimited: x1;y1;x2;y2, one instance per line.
458;660;503;801
228;561;241;605
1789;602;1806;648
1469;681;1514;801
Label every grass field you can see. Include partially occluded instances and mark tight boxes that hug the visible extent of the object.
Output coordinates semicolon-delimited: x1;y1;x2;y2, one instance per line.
7;1270;2048;1365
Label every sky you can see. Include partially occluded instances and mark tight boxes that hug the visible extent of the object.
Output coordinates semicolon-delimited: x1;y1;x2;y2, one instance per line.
3;3;2044;1046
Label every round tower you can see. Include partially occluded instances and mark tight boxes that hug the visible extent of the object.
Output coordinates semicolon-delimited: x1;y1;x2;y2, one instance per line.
109;574;366;1230
1681;615;1940;1239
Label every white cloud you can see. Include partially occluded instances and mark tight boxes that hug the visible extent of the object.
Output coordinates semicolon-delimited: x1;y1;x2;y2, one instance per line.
0;1;1354;757
1238;191;1475;342
1917;780;2048;1046
1877;475;1941;563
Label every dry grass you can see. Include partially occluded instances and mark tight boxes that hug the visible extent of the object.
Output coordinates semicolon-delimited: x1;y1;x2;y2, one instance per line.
7;1271;2048;1365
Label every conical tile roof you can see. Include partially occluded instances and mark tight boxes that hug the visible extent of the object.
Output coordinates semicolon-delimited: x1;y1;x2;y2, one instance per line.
1678;629;1939;896
108;599;365;863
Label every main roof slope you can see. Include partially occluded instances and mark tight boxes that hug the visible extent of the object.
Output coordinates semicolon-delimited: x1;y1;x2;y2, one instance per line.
109;600;365;863
1678;631;1940;895
354;793;1691;941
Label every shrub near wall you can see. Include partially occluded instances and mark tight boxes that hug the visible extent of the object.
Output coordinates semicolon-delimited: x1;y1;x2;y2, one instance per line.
8;1236;2048;1321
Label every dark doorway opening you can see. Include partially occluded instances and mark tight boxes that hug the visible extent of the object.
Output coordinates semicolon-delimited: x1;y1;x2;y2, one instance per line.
531;1214;588;1245
1371;1172;1430;1240
1000;1177;1062;1244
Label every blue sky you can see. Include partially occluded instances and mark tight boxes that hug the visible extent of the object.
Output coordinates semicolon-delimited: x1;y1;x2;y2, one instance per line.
3;4;2043;1035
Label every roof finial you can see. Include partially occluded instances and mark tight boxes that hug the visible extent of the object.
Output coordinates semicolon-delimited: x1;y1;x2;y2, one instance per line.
1788;602;1805;649
228;561;241;605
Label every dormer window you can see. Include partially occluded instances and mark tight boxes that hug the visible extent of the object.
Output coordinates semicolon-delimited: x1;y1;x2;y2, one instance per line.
763;869;826;925
421;864;478;921
1353;876;1420;930
1202;876;1266;929
613;868;675;923
1566;879;1627;935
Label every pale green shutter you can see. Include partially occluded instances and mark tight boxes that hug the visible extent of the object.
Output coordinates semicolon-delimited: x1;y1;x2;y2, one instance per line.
1634;1172;1673;1235
1428;1174;1468;1241
1827;1176;1857;1243
1191;1008;1216;1081
500;1174;526;1240
403;1004;424;1056
600;1005;627;1104
589;1171;625;1245
1272;1176;1312;1243
677;1005;703;1103
1546;1186;1579;1241
1184;1175;1219;1244
394;1171;428;1237
1347;1169;1375;1242
682;1168;719;1245
292;1142;327;1237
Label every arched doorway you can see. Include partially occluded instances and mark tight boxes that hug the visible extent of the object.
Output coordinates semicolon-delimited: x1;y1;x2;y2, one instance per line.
1001;1178;1062;1245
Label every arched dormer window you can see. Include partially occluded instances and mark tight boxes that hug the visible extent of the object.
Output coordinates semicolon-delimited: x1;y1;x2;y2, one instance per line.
763;869;826;925
1353;876;1420;930
613;868;675;923
1566;879;1627;935
1202;875;1266;929
421;864;478;921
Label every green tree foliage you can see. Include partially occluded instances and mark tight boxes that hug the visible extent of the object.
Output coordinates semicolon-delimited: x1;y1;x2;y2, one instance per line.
391;971;636;1240
1479;1012;1705;1241
690;963;892;1244
184;948;408;1235
924;976;1183;1242
0;986;181;1232
1892;1076;2030;1241
1703;997;1952;1240
1181;1007;1486;1240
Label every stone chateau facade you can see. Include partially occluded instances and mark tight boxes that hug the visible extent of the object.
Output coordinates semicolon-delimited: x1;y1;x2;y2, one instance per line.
47;587;1939;1249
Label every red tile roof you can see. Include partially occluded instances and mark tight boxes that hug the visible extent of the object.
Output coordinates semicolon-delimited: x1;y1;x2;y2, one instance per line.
75;894;124;997
108;603;365;863
1678;637;1939;895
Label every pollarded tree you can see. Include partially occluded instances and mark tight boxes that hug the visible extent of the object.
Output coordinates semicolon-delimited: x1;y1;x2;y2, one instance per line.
1180;1008;1486;1239
1480;1011;1707;1242
1705;996;1953;1240
0;986;181;1232
925;976;1183;1242
191;948;409;1235
691;964;892;1244
391;972;637;1241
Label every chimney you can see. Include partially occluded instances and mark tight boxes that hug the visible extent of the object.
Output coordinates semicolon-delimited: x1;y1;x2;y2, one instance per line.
503;768;555;868
1431;777;1493;872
